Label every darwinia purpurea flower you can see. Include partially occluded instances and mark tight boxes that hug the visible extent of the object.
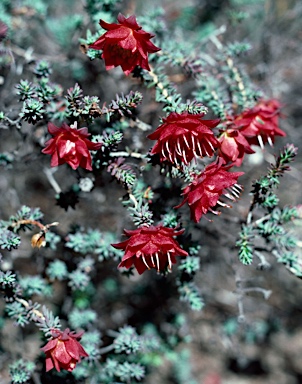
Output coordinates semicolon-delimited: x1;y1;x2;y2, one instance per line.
218;127;255;167
147;112;220;165
41;328;88;372
112;225;188;274
233;99;286;148
175;159;244;223
89;13;161;76
42;122;102;170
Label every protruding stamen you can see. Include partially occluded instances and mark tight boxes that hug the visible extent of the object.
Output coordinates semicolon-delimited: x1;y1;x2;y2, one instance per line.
258;134;264;149
167;252;172;271
202;143;210;157
166;141;171;154
234;183;243;191
155;253;160;272
151;256;155;267
182;150;188;164
183;135;190;149
217;200;231;208
168;150;174;163
267;136;273;147
197;141;203;156
224;192;236;201
191;136;196;152
142;255;150;270
176;140;182;156
209;207;221;215
161;148;167;159
230;186;241;198
207;140;215;152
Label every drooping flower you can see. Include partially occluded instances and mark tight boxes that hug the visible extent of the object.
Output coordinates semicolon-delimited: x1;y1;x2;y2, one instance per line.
147;112;220;165
42;122;102;170
175;159;244;222
233;99;285;148
89;13;161;76
112;225;188;274
41;328;88;372
218;128;255;166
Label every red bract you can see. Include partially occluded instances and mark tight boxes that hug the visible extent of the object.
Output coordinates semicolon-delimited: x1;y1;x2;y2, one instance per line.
218;128;255;166
233;99;285;148
147;112;220;165
41;328;88;372
42;122;102;170
89;13;161;76
175;160;244;223
112;225;188;274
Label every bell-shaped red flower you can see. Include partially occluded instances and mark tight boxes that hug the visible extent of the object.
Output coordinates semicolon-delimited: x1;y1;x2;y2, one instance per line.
89;13;161;76
41;328;88;372
175;160;244;222
218;128;255;166
112;225;188;274
147;112;220;165
233;99;286;148
42;122;102;170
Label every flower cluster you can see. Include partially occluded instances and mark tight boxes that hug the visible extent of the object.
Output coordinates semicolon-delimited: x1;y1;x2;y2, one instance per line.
233;99;285;148
41;328;88;372
217;99;285;166
42;122;102;170
112;225;188;274
218;128;255;167
90;13;161;76
148;112;220;165
175;160;244;222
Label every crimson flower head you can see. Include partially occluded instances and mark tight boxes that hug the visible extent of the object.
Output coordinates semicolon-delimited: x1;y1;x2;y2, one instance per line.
175;160;244;222
233;99;286;148
41;328;88;372
147;112;220;165
112;225;188;274
218;128;255;166
42;122;102;170
89;13;161;76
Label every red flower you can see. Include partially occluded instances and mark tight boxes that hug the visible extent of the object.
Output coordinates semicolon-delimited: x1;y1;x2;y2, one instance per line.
42;122;102;170
112;225;188;274
41;328;88;372
147;112;220;165
218;128;255;166
175;160;244;222
233;99;285;148
89;13;161;76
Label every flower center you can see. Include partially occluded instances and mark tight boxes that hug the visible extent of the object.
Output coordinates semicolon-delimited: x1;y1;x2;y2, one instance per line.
65;140;76;155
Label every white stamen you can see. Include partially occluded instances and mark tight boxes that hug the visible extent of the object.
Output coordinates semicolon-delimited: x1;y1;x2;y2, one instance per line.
183;135;190;149
224;192;236;201
202;143;210;157
167;252;172;270
166;141;171;154
207;140;215;152
258;135;264;149
155;253;160;272
197;141;203;156
191;136;196;152
267;136;273;147
216;200;230;207
233;183;243;191
176;140;182;156
230;187;241;198
182;150;188;164
142;256;150;270
151;256;155;267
